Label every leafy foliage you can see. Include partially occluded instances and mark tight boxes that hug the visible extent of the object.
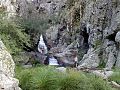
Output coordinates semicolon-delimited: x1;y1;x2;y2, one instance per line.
0;12;31;55
17;16;50;33
89;75;112;90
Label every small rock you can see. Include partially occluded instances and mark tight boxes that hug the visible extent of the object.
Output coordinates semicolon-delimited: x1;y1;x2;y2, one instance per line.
56;67;66;73
22;65;32;68
91;70;113;79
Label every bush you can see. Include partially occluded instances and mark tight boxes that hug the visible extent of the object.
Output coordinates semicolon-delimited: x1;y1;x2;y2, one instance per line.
89;75;112;90
15;66;59;90
58;70;93;90
15;66;112;90
18;16;50;33
0;12;31;55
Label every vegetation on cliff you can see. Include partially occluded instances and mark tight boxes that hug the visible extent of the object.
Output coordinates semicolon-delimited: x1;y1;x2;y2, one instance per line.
0;12;31;55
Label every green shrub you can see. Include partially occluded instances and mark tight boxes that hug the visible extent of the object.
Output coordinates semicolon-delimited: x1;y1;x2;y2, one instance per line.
58;70;93;90
89;75;112;90
15;66;31;90
15;66;59;90
15;66;112;90
18;16;50;33
0;12;31;55
94;40;102;49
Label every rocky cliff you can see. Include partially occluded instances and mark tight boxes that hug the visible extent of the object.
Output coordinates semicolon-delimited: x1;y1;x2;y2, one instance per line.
76;0;120;70
41;0;120;70
0;0;16;17
0;39;21;90
13;0;120;69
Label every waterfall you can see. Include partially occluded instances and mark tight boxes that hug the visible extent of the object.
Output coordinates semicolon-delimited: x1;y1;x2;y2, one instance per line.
86;23;90;34
38;35;48;54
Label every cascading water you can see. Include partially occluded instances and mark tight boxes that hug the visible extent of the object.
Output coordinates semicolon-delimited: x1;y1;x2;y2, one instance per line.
38;35;48;54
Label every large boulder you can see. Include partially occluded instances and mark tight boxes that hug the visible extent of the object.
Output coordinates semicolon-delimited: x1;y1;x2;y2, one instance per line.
53;42;78;66
16;0;67;18
115;31;120;43
0;40;21;90
78;48;100;69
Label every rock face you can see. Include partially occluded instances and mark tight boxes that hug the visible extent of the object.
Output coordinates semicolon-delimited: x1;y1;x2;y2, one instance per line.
14;0;120;69
16;0;67;18
0;39;21;90
73;0;119;69
44;0;120;69
0;0;16;17
78;48;100;69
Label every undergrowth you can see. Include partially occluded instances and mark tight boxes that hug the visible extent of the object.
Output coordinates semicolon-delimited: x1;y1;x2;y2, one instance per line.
0;12;31;55
15;66;112;90
109;69;120;84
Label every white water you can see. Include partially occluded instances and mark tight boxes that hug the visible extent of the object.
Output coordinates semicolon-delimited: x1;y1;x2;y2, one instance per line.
38;35;48;54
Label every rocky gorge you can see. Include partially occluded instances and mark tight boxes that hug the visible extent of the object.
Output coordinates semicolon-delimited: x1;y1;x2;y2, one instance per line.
14;0;120;70
0;0;120;90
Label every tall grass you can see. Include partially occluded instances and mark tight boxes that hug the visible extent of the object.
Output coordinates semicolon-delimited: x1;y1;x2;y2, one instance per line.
109;69;120;84
89;75;112;90
15;66;112;90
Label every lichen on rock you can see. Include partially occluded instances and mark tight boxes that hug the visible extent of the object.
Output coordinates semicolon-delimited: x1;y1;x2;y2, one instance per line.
0;39;21;90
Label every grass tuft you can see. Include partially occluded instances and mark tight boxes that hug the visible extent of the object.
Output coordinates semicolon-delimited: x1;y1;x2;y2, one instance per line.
15;66;113;90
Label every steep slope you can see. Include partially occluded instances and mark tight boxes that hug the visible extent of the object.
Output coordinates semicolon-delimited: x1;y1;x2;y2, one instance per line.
77;0;120;70
44;0;120;69
12;0;120;69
